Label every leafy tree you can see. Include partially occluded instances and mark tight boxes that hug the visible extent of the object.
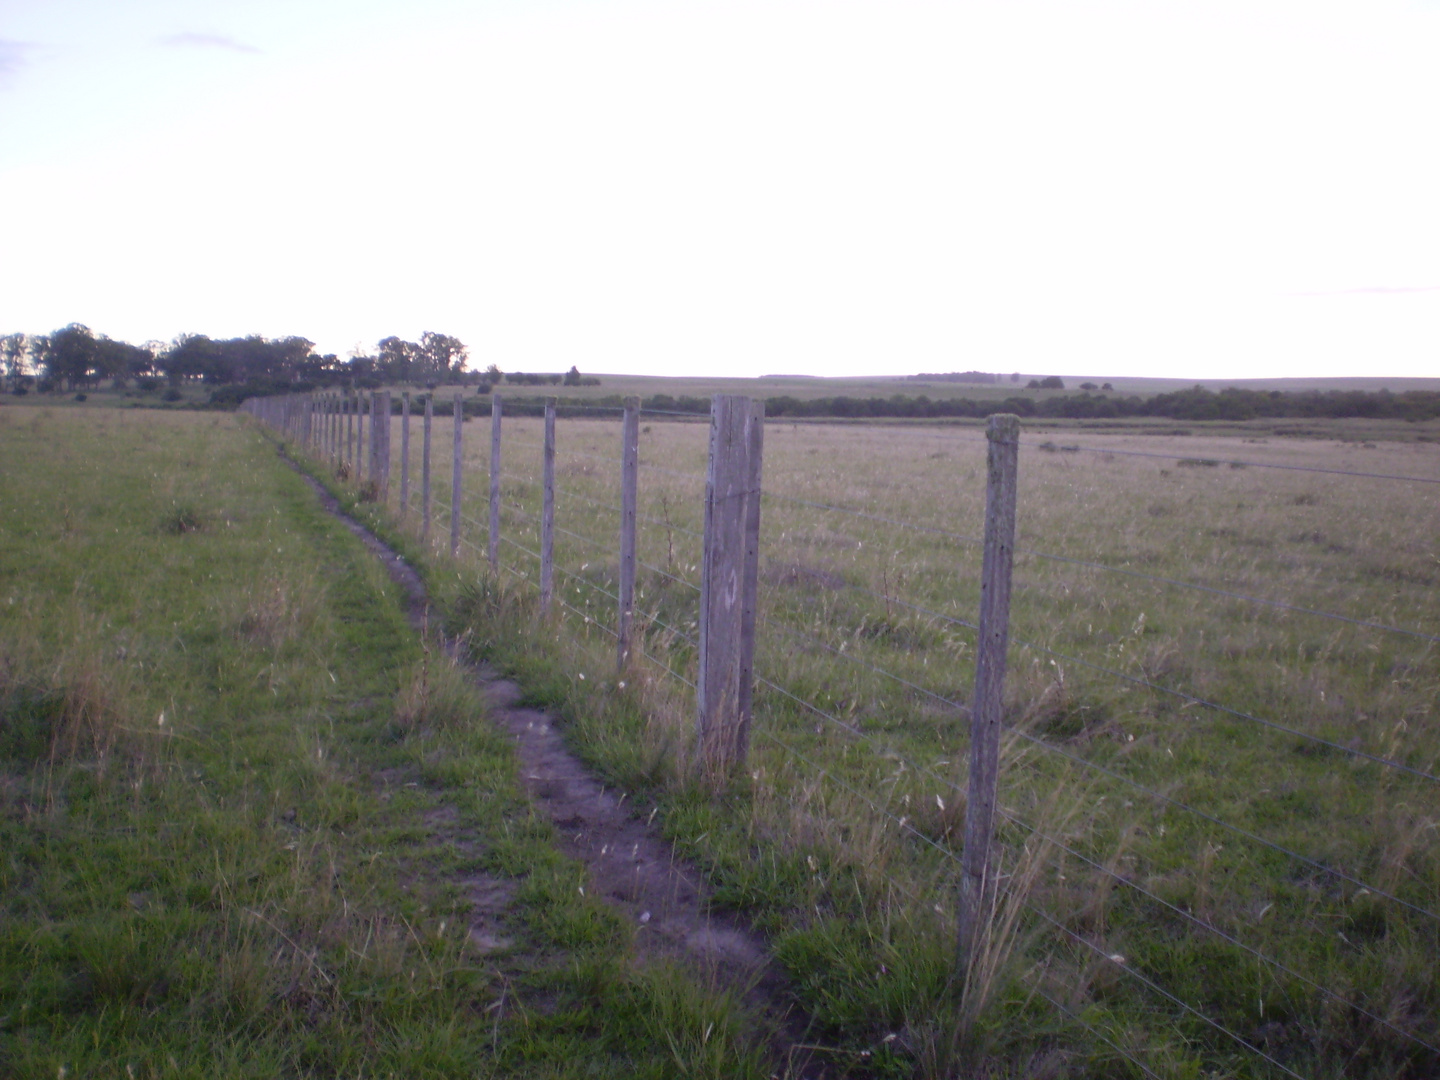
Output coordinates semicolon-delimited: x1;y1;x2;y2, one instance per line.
419;331;467;382
377;336;421;382
2;333;28;390
36;323;100;389
95;337;155;386
564;365;582;386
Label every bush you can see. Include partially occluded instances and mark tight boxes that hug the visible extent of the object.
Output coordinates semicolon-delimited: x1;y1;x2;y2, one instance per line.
73;393;87;402
162;389;183;402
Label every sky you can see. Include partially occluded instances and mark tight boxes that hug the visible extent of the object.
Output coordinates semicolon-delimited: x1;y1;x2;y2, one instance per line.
2;0;1438;380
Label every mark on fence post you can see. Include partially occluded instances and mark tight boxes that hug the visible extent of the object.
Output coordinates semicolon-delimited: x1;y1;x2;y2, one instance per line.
697;395;764;770
540;397;557;615
488;396;502;573
451;395;463;558
617;396;640;670
422;395;433;544
379;391;392;504
957;413;1020;979
399;392;410;517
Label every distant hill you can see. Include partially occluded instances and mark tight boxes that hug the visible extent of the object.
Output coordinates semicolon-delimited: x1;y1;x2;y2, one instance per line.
905;371;1002;384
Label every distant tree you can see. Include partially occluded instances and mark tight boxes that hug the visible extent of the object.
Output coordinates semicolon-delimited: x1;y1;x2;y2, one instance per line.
1079;382;1098;391
2;333;28;390
485;363;502;380
1010;372;1021;384
95;337;155;386
1101;382;1113;391
377;336;422;383
419;331;468;382
37;324;100;389
564;365;582;386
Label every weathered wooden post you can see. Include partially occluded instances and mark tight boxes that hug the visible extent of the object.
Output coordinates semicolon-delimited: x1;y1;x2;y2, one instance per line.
540;398;557;615
346;394;354;471
617;396;640;670
488;396;502;573
957;413;1021;979
422;395;433;544
356;394;366;480
379;391;392;503
368;392;381;488
697;395;764;769
450;395;463;558
399;392;411;517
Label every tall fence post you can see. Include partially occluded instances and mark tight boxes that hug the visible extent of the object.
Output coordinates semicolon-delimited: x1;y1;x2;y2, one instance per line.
346;394;354;472
422;395;433;545
488;396;502;573
450;395;463;558
617;396;640;670
357;394;367;480
379;391;392;504
540;397;556;615
697;395;764;770
957;413;1021;979
399;392;411;517
368;392;380;488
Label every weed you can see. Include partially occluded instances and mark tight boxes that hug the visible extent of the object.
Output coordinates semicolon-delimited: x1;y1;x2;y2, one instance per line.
159;503;203;534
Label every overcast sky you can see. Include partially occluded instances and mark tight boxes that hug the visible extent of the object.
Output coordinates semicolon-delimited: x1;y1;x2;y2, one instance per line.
2;0;1438;379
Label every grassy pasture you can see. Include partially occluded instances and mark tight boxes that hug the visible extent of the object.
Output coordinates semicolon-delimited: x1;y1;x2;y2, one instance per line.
0;407;770;1079
362;404;1440;1077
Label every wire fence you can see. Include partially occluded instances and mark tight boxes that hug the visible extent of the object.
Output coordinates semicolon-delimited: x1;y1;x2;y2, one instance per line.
249;391;1440;1078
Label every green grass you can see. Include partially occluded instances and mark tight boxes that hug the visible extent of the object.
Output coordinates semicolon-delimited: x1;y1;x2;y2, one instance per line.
334;405;1440;1078
0;407;770;1079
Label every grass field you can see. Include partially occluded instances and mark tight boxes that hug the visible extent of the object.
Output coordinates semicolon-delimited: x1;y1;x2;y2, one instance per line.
331;401;1440;1078
0;406;771;1079
7;395;1438;1078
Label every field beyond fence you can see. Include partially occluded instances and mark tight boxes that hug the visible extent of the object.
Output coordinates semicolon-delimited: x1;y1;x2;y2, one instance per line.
234;395;1440;1074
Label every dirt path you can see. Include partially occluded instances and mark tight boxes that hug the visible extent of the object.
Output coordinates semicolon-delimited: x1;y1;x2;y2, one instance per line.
285;458;833;1079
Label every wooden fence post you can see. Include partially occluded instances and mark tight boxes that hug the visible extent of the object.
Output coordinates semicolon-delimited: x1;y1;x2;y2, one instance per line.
368;392;380;488
488;396;502;573
399;392;411;517
422;395;433;544
957;413;1021;978
697;395;764;769
357;394;367;480
379;391;392;504
540;398;556;615
451;395;463;558
346;394;354;471
617;396;640;670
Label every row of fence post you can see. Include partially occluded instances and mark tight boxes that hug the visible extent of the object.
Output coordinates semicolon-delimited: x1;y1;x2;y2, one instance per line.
241;390;1018;983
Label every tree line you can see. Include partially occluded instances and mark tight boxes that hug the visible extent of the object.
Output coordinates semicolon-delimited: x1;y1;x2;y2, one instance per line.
0;324;478;396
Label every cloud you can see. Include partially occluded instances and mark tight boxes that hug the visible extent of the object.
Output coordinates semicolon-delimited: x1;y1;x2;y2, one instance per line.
156;33;261;55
